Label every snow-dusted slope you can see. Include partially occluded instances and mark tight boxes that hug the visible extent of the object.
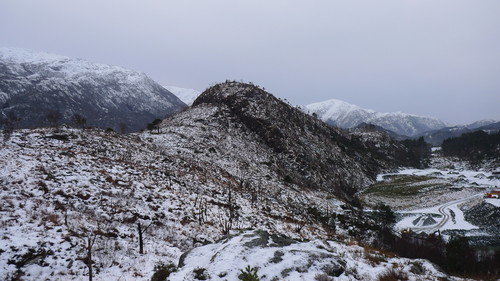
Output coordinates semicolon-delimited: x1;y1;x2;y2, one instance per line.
191;82;416;199
305;99;446;137
0;127;463;281
170;230;449;281
164;85;200;106
0;80;479;280
0;47;186;131
466;119;498;130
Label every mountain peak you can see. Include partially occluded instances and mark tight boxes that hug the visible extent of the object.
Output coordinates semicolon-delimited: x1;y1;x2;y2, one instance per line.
180;81;415;200
0;47;69;64
163;86;200;106
466;119;499;130
0;47;186;131
193;81;269;107
305;99;446;137
308;99;369;113
0;47;145;81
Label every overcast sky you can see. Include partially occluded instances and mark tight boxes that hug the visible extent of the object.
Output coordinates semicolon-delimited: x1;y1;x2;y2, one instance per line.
1;0;499;125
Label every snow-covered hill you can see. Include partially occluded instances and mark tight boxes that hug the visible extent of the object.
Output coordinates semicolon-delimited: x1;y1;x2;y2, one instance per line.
0;82;466;280
0;127;460;281
164;85;200;106
0;47;186;132
190;82;418;199
305;99;446;137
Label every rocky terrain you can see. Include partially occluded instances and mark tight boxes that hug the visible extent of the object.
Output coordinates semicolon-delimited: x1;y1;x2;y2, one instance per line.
464;200;500;235
0;127;463;281
190;82;419;200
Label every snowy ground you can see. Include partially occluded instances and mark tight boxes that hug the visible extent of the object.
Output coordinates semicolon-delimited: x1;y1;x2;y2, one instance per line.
395;195;482;234
0;129;483;280
377;168;500;188
372;167;500;236
485;198;500;207
169;230;452;281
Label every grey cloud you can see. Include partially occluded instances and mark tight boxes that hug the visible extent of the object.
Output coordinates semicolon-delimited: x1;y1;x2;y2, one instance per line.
1;0;499;124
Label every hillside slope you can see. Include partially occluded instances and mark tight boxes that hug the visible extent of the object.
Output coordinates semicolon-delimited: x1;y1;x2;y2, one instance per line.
0;82;467;280
0;131;451;280
0;48;186;132
418;121;500;145
190;82;413;200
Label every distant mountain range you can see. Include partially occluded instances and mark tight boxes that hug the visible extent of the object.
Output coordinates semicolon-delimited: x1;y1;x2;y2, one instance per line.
2;47;496;142
304;99;447;137
0;47;186;132
418;121;500;145
162;87;499;144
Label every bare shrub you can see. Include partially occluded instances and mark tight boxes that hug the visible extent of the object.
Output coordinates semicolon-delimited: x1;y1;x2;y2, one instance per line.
314;273;333;281
377;268;409;281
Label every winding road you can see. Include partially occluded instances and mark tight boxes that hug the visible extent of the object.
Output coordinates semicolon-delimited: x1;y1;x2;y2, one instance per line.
407;193;482;234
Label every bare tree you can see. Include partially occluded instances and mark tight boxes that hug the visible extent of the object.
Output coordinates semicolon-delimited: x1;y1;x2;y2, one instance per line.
71;113;87;130
78;227;99;281
118;122;128;134
1;112;20;143
221;188;238;235
46;110;63;130
137;220;153;255
194;192;207;225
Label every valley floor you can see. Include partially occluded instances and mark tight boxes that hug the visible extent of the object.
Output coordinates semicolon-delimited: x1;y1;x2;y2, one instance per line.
361;163;500;241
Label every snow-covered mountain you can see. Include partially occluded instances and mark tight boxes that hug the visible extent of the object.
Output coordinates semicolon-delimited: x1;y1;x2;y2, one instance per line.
164;85;200;106
0;47;186;131
418;120;500;145
465;119;499;130
305;99;447;137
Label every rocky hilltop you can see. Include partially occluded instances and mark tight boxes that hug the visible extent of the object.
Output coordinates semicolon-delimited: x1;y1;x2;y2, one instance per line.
188;82;412;200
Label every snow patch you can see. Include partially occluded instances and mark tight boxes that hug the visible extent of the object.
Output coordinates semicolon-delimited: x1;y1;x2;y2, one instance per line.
164;85;200;106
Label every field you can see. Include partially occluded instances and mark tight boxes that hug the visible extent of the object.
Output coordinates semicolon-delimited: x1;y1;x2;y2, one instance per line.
359;168;493;210
362;175;451;198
